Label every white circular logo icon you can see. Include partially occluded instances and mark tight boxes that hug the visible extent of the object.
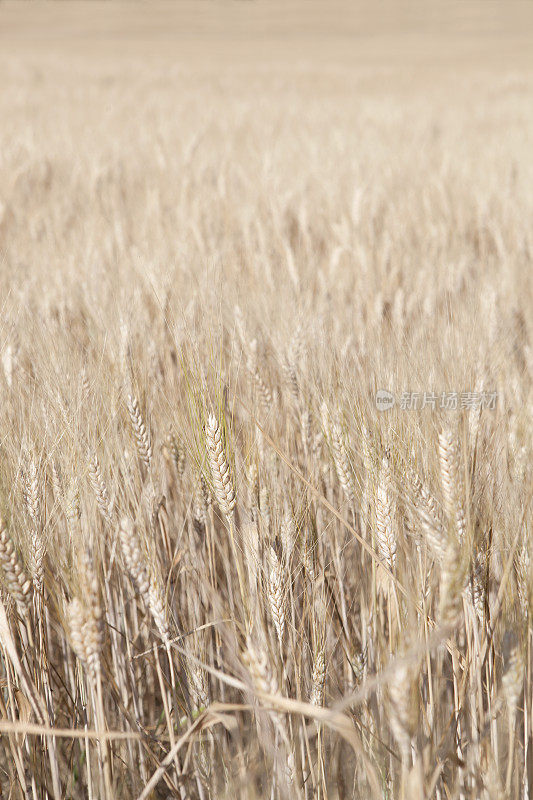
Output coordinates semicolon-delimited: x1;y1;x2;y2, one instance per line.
375;390;395;411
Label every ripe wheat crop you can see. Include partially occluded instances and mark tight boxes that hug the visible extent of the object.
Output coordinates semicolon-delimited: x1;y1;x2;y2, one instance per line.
0;2;531;798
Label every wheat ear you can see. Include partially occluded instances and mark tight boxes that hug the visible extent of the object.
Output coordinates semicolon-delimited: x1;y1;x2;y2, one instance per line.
310;647;326;707
51;459;64;507
127;394;152;469
321;405;355;503
502;631;524;794
243;638;294;784
205;414;236;518
387;658;420;764
502;634;524;716
66;595;102;682
330;419;355;504
438;428;466;542
0;518;31;613
88;453;113;523
23;457;41;529
268;545;286;648
438;536;465;628
375;458;396;571
29;529;45;595
119;517;169;643
411;471;447;562
166;431;186;478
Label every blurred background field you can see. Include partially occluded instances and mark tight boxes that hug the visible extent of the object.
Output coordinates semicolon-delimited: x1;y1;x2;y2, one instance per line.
1;1;532;66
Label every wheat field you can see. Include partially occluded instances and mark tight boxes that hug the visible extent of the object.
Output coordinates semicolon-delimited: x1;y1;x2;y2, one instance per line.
0;2;532;798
